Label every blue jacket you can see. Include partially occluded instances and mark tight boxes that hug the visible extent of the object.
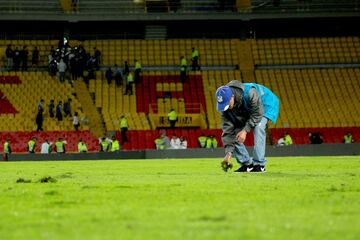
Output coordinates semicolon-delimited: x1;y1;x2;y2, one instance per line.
242;83;279;124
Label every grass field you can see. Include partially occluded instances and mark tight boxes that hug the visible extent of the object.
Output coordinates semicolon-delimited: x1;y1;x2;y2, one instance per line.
1;157;360;240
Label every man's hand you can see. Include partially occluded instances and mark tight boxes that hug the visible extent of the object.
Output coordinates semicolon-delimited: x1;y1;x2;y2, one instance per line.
221;152;233;172
236;130;247;143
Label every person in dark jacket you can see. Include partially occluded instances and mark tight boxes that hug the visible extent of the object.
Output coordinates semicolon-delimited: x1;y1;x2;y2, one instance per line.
56;101;63;121
105;67;113;84
49;99;55;118
216;80;280;173
36;111;44;131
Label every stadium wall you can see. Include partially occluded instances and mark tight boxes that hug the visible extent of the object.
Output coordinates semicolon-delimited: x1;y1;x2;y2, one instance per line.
6;143;360;161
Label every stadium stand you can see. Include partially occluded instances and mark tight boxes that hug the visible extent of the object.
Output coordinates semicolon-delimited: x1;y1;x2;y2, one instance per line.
252;37;360;65
0;0;359;152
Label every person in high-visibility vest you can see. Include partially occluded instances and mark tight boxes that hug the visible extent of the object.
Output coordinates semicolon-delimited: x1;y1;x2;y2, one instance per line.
155;137;165;150
27;137;37;153
119;115;128;142
99;137;109;152
284;132;293;145
154;133;170;150
167;109;177;129
55;138;66;154
111;136;120;152
134;59;142;83
180;56;188;83
125;72;134;95
198;133;207;148
343;132;354;144
78;139;88;153
191;47;200;71
206;135;218;148
3;138;11;161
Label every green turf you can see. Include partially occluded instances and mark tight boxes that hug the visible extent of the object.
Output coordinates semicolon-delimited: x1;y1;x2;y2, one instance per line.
0;157;359;240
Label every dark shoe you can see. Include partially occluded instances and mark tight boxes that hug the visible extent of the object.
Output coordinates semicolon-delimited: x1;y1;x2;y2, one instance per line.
252;165;266;172
234;164;253;172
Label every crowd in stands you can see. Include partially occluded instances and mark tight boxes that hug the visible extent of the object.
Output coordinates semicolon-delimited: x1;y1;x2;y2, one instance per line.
35;97;85;132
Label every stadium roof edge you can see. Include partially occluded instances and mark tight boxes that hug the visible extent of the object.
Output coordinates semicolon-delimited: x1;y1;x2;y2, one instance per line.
0;11;359;22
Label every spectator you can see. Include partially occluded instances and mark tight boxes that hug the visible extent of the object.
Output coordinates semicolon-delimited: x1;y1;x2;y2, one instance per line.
134;59;142;83
180;56;187;83
5;44;14;71
114;64;123;87
119;115;128;142
64;98;72;117
73;112;80;131
27;137;37;153
38;99;45;113
170;134;181;149
343;132;354;144
123;60;130;75
41;139;52;154
93;47;101;70
277;136;285;146
308;132;324;144
167;108;177;129
191;47;200;71
198;132;207;148
36;111;44;132
48;58;57;76
20;45;28;71
110;136;120;152
179;136;188;149
78;139;88;153
69;52;78;81
3;138;11;161
13;47;20;71
58;59;67;82
55;137;66;153
71;0;78;12
105;67;113;84
56;101;63;121
32;46;39;67
49;99;55;118
99;137;109;152
206;135;218;148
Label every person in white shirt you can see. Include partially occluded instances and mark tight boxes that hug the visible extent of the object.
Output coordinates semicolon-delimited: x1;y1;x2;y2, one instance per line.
170;134;181;149
40;139;52;154
179;136;188;149
73;112;80;131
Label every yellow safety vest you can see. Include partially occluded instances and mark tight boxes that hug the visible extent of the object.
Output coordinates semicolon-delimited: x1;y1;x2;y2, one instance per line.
198;136;207;148
55;141;64;153
28;140;36;151
4;142;10;153
168;111;177;121
192;49;199;58
78;142;88;152
120;118;128;128
100;141;109;152
111;140;120;152
128;73;134;83
284;135;293;145
344;135;352;143
135;61;142;70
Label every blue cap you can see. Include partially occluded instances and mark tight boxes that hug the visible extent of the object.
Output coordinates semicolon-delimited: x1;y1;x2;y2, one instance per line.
215;86;233;112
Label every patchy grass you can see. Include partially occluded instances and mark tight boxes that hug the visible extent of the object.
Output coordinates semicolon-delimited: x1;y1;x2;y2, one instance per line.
0;157;359;240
